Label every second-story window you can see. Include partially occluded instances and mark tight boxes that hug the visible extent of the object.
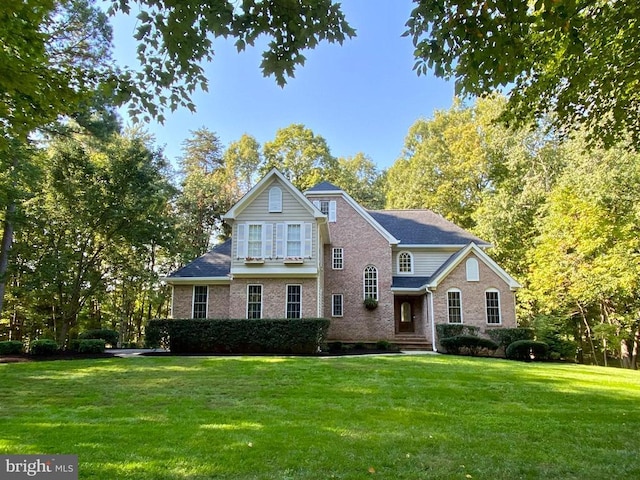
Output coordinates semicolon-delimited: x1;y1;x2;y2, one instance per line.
286;223;302;257
248;224;263;257
398;251;413;274
332;248;343;270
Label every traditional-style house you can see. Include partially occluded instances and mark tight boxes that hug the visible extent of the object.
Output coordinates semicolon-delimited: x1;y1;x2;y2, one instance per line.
166;169;521;350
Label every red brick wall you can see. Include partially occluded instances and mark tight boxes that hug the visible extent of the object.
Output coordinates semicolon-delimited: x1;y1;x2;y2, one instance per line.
228;278;318;318
171;284;230;318
313;195;395;341
433;252;517;333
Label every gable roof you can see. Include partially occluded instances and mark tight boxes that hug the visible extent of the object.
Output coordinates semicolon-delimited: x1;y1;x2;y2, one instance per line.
166;239;231;281
305;184;399;245
368;210;489;246
223;168;325;221
429;242;521;290
390;242;521;293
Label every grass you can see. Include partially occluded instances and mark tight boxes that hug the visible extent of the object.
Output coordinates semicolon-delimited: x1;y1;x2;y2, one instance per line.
1;354;639;479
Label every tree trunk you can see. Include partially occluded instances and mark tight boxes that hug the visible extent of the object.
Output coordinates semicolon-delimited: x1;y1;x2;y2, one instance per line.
0;200;16;316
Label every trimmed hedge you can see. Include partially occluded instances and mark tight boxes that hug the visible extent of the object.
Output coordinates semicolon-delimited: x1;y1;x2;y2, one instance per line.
146;318;330;354
436;324;480;340
69;339;106;354
440;335;499;356
30;339;59;355
0;340;24;355
79;329;118;347
506;340;549;361
487;328;534;348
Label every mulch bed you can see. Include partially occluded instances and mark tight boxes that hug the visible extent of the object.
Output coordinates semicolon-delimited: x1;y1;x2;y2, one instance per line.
0;352;118;363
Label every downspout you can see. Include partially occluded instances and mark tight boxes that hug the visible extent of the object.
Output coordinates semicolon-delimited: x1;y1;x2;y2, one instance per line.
427;288;437;352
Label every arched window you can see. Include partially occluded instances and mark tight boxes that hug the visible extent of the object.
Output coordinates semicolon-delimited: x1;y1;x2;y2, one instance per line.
485;289;501;324
398;251;413;274
363;265;378;300
447;288;462;324
269;186;282;212
466;257;479;281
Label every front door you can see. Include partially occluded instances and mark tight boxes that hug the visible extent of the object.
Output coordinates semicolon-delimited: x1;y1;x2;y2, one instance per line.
398;301;415;333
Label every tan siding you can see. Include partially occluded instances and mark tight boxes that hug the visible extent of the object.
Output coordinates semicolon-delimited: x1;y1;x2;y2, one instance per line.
231;177;318;270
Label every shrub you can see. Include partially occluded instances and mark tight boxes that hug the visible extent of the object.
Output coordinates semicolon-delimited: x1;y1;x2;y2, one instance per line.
376;340;391;351
327;341;343;352
30;339;59;355
439;335;499;356
146;318;330;354
487;328;534;348
506;340;550;361
69;339;106;354
0;340;24;355
436;323;480;340
79;329;119;347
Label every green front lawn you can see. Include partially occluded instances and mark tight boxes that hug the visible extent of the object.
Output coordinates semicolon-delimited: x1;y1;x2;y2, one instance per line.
1;355;639;479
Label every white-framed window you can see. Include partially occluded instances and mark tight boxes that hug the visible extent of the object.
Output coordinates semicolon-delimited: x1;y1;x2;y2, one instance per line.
313;200;337;222
363;265;378;300
486;289;501;324
193;285;208;319
286;285;302;319
332;248;343;270
269;186;282;212
398;251;413;274
447;289;462;324
332;294;344;317
247;284;263;319
247;223;263;258
286;223;302;257
466;257;479;281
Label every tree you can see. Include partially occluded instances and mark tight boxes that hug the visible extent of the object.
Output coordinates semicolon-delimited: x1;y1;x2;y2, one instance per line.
262;124;339;191
223;134;263;194
0;0;115;150
109;0;355;121
10;133;176;345
334;153;385;210
527;138;640;367
385;100;489;229
175;128;228;259
405;1;640;148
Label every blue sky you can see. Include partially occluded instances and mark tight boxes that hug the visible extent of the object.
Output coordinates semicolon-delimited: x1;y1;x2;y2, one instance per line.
109;0;455;170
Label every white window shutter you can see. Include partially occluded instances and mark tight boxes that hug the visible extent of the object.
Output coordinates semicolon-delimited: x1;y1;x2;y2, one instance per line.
303;223;313;257
312;200;320;209
329;200;337;222
275;223;285;258
264;223;273;258
236;223;247;258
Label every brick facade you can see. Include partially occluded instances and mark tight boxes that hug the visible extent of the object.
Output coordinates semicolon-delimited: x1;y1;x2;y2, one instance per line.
432;252;517;333
315;195;395;341
229;278;318;319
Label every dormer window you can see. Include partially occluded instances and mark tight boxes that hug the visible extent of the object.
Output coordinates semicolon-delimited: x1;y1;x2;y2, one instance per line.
269;186;282;212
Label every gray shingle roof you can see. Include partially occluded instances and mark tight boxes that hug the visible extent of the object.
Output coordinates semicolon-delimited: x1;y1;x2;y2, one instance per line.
306;181;342;192
168;239;231;278
368;210;488;246
391;276;431;289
